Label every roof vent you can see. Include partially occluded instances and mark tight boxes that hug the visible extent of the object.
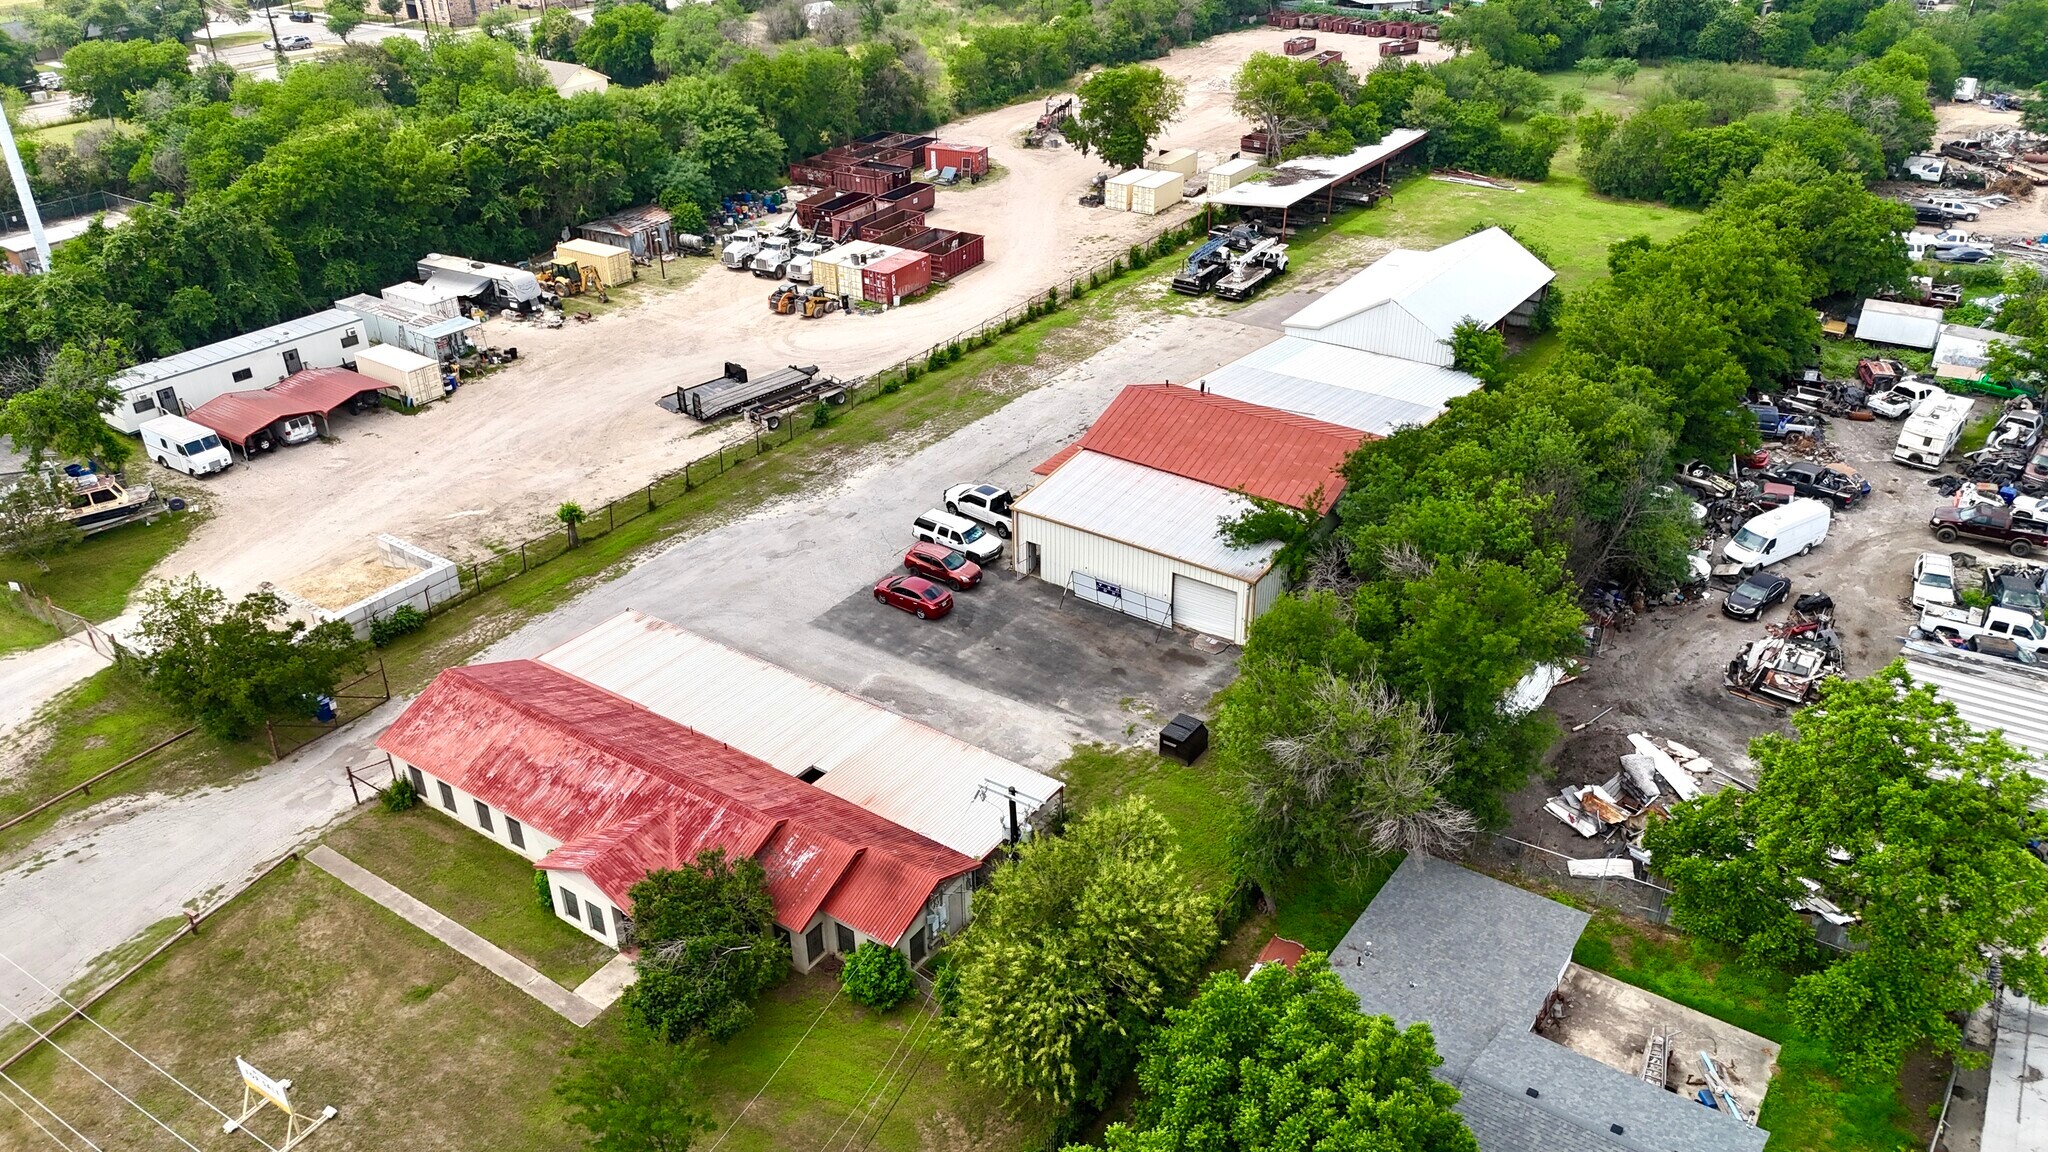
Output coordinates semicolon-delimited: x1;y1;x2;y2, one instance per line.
798;766;827;784
1524;1088;1539;1099
1608;1124;1624;1136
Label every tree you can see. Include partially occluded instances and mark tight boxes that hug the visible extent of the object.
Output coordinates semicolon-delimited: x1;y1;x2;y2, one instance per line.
531;7;586;61
1081;956;1478;1152
60;37;190;118
0;27;37;92
577;2;666;87
325;0;366;43
1646;664;2048;1077
554;1021;715;1152
0;346;133;473
728;45;859;161
839;941;914;1010
1708;171;1912;298
1611;58;1638;89
1447;318;1507;383
947;797;1217;1109
0;470;83;572
1816;50;1935;169
1222;669;1475;889
1231;52;1320;156
1063;63;1184;171
134;578;368;740
620;849;785;1043
557;501;587;547
377;0;402;21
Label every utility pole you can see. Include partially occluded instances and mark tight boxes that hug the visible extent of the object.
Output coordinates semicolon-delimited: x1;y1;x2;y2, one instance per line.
0;108;48;273
261;0;285;68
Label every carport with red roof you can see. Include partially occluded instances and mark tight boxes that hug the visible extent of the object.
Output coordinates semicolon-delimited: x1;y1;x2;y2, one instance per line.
186;367;382;457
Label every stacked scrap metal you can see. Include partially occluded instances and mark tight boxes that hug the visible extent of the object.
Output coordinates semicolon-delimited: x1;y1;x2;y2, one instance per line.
1544;733;1714;844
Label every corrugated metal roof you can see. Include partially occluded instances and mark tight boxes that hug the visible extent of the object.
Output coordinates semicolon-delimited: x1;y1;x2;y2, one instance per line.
187;368;379;445
1857;299;1944;349
1014;450;1284;580
1282;227;1555;351
582;204;671;233
1029;384;1365;510
1193;336;1478;433
114;309;359;391
376;661;977;942
1900;640;2048;773
538;611;1061;859
1208;128;1428;209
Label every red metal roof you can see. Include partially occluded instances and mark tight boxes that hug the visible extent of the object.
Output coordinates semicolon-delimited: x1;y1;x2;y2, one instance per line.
1255;935;1308;970
1032;384;1367;510
376;661;977;943
186;368;380;447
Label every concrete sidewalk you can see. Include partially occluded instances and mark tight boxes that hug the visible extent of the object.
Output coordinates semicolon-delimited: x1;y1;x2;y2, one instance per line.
307;845;611;1026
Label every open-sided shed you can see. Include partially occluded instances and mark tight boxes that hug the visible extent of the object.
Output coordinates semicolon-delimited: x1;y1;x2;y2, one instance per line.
187;368;381;456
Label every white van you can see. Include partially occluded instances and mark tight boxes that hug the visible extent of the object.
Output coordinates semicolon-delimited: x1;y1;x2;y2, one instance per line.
1723;499;1831;573
1893;395;1975;469
271;414;319;446
139;414;232;476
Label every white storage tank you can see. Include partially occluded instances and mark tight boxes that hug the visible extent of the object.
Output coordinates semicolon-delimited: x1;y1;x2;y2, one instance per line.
1205;157;1260;193
1147;148;1199;176
1129;170;1186;216
354;343;444;408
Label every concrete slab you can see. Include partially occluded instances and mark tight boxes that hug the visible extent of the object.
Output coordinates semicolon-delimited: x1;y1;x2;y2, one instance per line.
573;953;638;1010
1547;964;1779;1123
1985;989;2048;1152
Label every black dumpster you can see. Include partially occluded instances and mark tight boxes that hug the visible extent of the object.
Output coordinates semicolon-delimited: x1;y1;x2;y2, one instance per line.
1159;714;1209;765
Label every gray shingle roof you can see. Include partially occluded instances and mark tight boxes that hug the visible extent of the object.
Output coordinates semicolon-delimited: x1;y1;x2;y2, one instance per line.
1330;856;1768;1152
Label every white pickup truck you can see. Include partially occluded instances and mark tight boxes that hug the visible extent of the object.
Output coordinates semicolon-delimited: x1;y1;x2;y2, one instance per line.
1917;602;2048;658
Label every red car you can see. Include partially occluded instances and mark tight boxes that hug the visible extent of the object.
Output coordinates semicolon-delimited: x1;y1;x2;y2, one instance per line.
903;542;981;590
874;575;953;619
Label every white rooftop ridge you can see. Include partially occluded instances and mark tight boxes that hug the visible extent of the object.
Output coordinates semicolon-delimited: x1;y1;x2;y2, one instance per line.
1281;227;1557;366
1012;450;1284;581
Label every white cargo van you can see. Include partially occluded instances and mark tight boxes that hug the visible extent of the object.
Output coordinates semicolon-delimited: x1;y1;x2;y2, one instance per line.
271;414;319;445
139;415;232;476
1723;498;1831;573
1893;395;1975;469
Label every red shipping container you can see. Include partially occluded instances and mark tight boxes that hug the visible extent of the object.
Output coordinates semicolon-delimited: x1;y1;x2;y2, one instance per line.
835;162;911;198
861;250;932;304
1241;131;1272;155
880;181;938;212
905;229;985;281
1283;35;1316;54
925;143;990;177
1312;49;1343;66
1266;11;1297;27
1363;20;1386;35
1419;23;1440;39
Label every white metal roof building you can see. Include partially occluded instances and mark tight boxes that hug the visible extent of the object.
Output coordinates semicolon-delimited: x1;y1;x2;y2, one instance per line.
1207;129;1430;214
537;609;1061;858
1932;322;2007;383
1018;450;1285;582
1186;335;1476;435
1282;227;1556;366
105;308;366;434
1856;299;1945;350
1900;640;2048;777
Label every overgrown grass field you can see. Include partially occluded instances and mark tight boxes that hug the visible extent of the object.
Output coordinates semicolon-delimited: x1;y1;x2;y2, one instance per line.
0;508;195;621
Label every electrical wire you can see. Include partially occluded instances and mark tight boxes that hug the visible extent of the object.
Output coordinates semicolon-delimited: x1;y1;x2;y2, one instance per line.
0;952;276;1152
0;1065;103;1151
834;998;941;1152
819;997;933;1152
0;997;205;1152
704;984;843;1152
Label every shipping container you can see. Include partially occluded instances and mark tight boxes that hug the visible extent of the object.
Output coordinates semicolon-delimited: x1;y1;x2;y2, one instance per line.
795;188;840;230
1103;168;1147;211
855;206;926;242
879;181;938;212
1129;169;1185;215
1148;148;1199;176
1283;35;1316;54
925;142;990;177
1206;156;1261;193
811;242;904;298
1241;132;1273;156
555;238;634;287
861;250;932;305
354;342;443;407
904;229;985;282
1363;20;1386;35
1311;50;1343;67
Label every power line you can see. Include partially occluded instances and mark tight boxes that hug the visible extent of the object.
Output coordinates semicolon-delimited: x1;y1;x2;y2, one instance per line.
856;1020;934;1152
0;996;205;1152
818;997;930;1152
0;1066;103;1151
0;1077;78;1151
704;984;843;1152
833;999;940;1152
0;952;277;1152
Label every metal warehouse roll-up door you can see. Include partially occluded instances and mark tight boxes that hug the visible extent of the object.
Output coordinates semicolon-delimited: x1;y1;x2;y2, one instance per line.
1172;574;1240;639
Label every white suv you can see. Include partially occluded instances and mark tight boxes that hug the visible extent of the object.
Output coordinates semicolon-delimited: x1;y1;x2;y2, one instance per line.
913;509;1003;564
943;483;1014;539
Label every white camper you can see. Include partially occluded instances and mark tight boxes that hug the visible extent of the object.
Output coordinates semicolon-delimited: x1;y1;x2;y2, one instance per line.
1893;394;1976;469
140;415;233;477
1723;499;1832;573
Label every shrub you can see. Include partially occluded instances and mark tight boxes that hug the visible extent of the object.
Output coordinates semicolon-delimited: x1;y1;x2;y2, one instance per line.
533;869;553;913
369;604;427;647
927;348;945;370
810;401;832;429
381;773;418;812
1045;286;1059;311
840;941;915;1010
931;950;960;1015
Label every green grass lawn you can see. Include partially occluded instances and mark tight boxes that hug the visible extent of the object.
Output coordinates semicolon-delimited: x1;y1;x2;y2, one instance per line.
1574;913;1923;1152
0;508;196;621
1539;63;1818;120
1057;743;1239;892
0;596;60;656
323;803;615;987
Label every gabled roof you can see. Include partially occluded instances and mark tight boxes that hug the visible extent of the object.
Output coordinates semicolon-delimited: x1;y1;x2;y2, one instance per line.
1283;228;1555;353
1031;383;1366;511
1013;451;1284;580
1190;335;1481;435
376;661;978;943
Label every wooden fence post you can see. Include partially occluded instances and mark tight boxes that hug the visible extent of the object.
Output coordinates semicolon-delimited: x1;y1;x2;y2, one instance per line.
646;483;655;512
607;502;615;532
520;542;528;572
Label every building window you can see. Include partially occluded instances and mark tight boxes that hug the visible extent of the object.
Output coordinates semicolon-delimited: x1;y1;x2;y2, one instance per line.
561;888;580;919
341;330;360;348
805;923;826;965
836;923;855;953
474;800;493;832
437;781;456;811
408;766;424;795
133;396;155;413
231;368;253;382
587;902;605;934
797;766;827;784
506;817;524;849
908;926;927;964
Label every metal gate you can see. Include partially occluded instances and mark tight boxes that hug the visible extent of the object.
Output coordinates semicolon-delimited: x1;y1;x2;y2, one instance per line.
1069;570;1170;626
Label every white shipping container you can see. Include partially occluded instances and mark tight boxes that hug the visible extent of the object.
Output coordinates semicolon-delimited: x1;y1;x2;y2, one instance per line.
353;343;443;407
810;243;904;298
1129;170;1186;216
1205;157;1260;192
1147;148;1199;176
1104;169;1146;212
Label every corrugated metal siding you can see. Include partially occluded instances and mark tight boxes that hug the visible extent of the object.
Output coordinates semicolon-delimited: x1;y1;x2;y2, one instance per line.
113;309;360;390
537;611;1062;860
1282;228;1553;360
1292;302;1451;364
1857;300;1944;349
1014;450;1281;582
1016;508;1256;644
1901;641;2048;773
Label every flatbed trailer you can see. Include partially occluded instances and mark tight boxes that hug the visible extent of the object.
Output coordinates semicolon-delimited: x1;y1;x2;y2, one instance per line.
672;362;821;421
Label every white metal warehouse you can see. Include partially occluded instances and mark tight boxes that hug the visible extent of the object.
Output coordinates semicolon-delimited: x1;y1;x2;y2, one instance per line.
1014;384;1366;644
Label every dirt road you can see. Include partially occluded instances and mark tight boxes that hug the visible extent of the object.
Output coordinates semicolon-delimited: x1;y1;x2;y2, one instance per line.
150;25;1453;600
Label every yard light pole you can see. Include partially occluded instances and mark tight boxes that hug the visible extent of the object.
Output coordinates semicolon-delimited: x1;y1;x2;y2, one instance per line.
0;110;48;273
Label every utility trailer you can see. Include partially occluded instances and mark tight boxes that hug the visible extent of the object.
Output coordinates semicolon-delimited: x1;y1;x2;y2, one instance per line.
1212;237;1290;301
743;376;850;431
671;362;822;421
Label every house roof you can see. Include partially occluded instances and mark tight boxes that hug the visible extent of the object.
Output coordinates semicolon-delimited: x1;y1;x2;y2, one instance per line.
1282;227;1556;356
1031;384;1366;511
376;661;979;943
1013;450;1285;581
1190;335;1480;435
184;368;379;447
1255;936;1307;970
113;309;360;392
536;610;1061;859
581;204;672;234
1330;856;1768;1152
1900;639;2048;775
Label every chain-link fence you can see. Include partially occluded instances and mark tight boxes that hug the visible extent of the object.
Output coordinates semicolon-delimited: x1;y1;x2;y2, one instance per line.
1465;833;1676;925
5;583;124;663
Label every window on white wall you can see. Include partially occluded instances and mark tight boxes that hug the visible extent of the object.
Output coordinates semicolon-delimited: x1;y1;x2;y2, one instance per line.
437;781;456;810
408;766;424;795
586;903;605;934
506;817;524;849
473;800;493;832
561;887;580;919
836;923;855;953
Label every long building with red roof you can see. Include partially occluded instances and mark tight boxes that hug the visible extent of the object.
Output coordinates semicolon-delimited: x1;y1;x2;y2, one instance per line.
377;658;981;971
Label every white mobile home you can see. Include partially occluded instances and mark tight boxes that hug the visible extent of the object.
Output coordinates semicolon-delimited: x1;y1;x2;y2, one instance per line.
106;309;365;434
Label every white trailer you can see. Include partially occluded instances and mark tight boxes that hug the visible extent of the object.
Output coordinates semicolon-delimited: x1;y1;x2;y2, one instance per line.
1893;394;1976;469
107;309;366;435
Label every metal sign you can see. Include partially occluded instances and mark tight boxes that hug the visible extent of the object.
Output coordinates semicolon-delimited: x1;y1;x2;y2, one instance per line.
237;1057;292;1115
1070;570;1170;627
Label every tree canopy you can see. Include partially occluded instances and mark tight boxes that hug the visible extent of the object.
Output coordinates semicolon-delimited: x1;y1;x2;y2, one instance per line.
620;848;785;1043
134;578;368;740
1064;64;1185;172
554;1021;714;1152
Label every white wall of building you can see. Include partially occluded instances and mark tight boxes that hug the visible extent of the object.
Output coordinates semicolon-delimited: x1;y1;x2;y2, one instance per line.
109;316;368;434
1015;512;1258;644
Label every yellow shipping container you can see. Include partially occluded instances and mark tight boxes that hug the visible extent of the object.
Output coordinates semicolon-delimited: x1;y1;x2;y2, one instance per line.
1103;169;1146;212
555;238;634;287
1147;148;1199;176
1205;157;1260;192
1128;170;1185;216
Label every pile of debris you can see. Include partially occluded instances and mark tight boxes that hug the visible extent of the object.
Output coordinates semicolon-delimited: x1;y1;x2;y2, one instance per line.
1544;733;1714;846
1725;593;1845;708
1958;397;2043;487
1941;131;2048;187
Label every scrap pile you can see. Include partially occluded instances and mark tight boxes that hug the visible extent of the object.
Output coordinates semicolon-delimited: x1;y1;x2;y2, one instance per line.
1544;733;1712;848
1958;397;2044;486
1725;594;1845;708
1940;131;2048;187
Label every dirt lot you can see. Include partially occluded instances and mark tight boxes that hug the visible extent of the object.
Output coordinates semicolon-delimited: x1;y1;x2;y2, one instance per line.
1547;963;1780;1120
1930;101;2048;244
1516;411;1987;850
149;26;1456;602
